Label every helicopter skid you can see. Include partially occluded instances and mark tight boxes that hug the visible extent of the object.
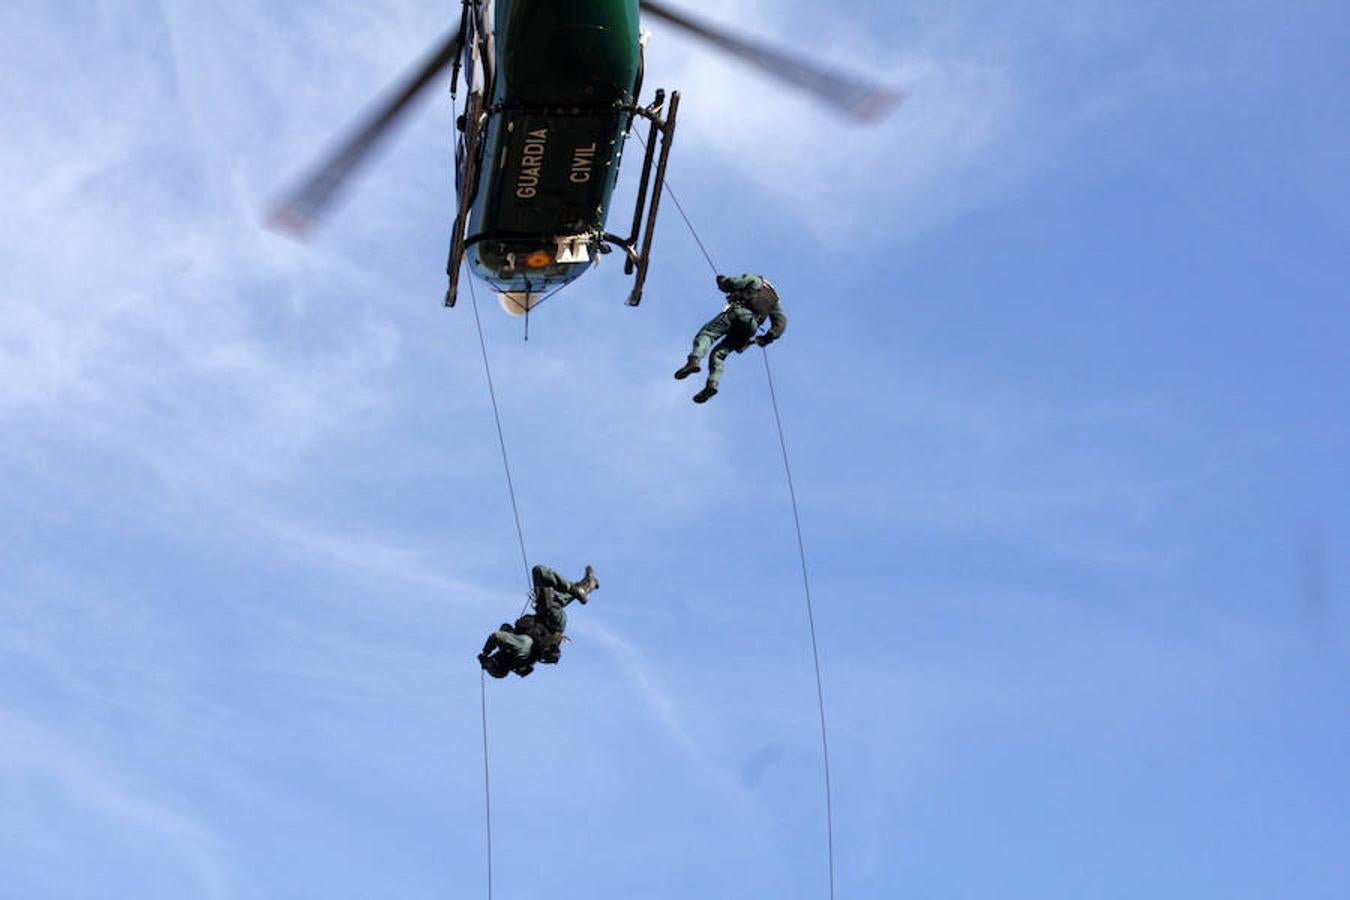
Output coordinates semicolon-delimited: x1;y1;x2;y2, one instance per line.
444;91;487;309
621;89;680;307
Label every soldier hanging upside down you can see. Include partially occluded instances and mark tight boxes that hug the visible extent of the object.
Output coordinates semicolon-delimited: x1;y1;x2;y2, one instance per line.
478;564;600;679
674;273;787;403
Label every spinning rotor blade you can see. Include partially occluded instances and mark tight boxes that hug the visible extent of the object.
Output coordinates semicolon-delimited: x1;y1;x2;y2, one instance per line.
639;0;902;122
268;30;463;237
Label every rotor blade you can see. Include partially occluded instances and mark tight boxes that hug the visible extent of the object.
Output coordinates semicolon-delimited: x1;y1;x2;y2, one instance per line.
267;29;463;237
639;0;902;122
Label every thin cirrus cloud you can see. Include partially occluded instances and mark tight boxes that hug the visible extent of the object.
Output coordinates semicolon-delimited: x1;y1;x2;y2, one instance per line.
5;2;1348;898
639;1;1020;241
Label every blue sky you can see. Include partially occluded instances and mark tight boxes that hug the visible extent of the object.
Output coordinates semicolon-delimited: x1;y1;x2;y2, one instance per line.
2;1;1347;898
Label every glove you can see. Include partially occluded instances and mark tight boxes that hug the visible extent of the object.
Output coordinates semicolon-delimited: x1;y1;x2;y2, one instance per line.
716;274;732;292
754;334;775;347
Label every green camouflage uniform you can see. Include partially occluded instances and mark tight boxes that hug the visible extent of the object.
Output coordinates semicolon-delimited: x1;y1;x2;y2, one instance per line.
479;564;589;678
688;274;787;389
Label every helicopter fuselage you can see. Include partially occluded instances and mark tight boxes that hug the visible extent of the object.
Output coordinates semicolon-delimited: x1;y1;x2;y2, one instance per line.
459;0;645;296
274;0;893;309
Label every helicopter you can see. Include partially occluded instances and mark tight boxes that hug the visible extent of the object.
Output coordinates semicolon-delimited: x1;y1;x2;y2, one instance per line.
269;0;900;315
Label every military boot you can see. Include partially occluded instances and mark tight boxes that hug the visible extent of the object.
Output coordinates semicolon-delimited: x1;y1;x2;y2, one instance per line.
572;565;600;603
693;384;719;404
674;356;701;380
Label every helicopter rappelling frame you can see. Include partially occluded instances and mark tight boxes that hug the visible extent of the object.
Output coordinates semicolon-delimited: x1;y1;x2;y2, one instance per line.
443;89;681;310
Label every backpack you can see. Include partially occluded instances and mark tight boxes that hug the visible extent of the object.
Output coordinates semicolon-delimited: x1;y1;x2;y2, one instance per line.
513;613;564;665
731;280;779;322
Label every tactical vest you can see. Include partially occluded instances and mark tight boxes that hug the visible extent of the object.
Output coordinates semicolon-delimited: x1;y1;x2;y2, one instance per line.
730;281;779;323
512;613;564;665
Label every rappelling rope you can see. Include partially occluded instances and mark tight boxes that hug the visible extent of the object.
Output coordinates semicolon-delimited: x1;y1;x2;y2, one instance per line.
653;172;837;900
633;130;718;276
760;348;836;900
467;276;533;591
662;179;719;276
467;272;538;900
478;669;494;900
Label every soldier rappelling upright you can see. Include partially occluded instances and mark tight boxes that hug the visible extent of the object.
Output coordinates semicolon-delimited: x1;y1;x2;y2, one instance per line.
674;273;787;403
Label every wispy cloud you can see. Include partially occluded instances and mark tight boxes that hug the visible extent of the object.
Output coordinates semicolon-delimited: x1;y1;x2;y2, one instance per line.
3;2;1347;897
585;622;701;754
643;1;1019;242
0;699;249;899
